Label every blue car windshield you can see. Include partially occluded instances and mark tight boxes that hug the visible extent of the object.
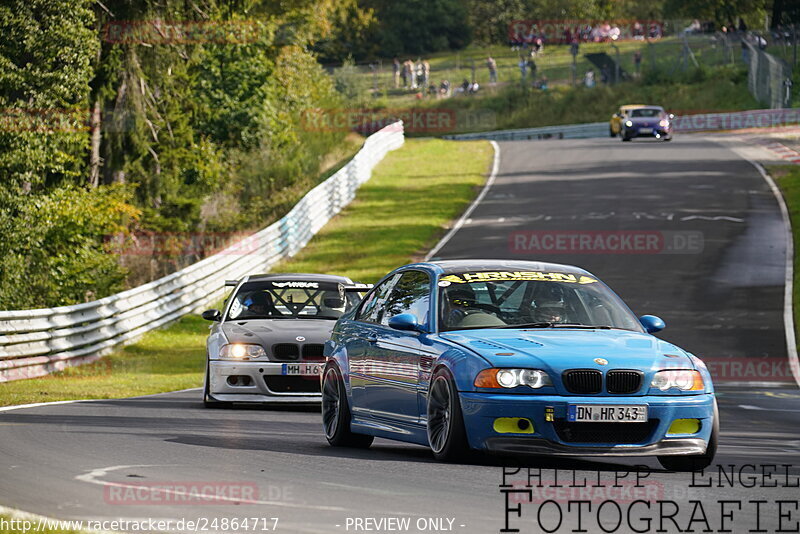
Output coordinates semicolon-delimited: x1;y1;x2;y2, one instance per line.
438;271;644;332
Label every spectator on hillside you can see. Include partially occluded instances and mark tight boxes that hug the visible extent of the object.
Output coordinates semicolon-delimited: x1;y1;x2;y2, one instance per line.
421;59;431;89
401;60;410;88
527;58;537;78
487;56;498;84
633;21;644;40
518;58;527;80
584;70;596;87
461;78;470;93
439;79;451;97
535;76;548;90
392;58;400;88
633;51;642;76
738;18;747;33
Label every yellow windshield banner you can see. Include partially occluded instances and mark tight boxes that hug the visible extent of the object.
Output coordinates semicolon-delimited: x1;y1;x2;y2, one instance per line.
440;271;597;284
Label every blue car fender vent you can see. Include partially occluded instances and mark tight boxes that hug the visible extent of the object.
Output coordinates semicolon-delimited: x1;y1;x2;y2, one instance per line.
515;337;544;347
470;340;509;351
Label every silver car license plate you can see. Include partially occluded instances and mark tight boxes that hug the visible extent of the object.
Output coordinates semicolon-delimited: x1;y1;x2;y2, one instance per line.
282;363;322;376
567;404;648;423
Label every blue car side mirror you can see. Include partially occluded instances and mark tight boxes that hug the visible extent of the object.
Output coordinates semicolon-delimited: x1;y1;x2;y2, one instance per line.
639;315;665;333
388;313;422;332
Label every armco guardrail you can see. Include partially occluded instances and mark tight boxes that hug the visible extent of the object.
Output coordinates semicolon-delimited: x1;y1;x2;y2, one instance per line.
445;109;800;141
0;122;404;382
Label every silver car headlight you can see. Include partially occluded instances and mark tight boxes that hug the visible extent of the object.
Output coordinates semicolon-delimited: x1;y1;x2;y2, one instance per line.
219;343;266;360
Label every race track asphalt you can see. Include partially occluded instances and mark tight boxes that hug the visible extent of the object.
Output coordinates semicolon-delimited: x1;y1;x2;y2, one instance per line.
1;135;798;534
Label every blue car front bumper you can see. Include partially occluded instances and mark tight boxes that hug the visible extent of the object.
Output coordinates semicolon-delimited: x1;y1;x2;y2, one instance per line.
459;392;715;456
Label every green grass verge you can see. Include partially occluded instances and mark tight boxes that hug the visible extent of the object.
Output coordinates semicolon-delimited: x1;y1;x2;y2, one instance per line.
0;139;492;408
770;165;800;346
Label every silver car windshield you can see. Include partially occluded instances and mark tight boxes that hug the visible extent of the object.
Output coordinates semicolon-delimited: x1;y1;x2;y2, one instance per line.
438;271;643;332
228;281;360;321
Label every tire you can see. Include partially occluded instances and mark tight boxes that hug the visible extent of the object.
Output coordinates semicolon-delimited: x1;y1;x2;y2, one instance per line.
322;365;374;448
203;366;233;408
621;135;631;142
658;399;718;472
427;369;471;461
663;135;673;142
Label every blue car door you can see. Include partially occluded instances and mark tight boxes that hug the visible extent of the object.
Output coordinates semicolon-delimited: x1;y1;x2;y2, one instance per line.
348;274;399;412
360;270;432;423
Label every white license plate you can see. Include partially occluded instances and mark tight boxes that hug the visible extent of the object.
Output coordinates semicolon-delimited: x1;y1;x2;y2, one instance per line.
567;405;648;423
639;127;653;133
281;363;322;376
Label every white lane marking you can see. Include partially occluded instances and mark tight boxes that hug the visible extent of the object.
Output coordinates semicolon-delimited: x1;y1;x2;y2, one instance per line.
75;465;347;511
739;404;800;412
425;140;500;260
0;388;202;413
0;400;84;413
679;215;745;222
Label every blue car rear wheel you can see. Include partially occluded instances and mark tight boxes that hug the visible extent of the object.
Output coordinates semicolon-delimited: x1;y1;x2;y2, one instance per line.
322;365;374;448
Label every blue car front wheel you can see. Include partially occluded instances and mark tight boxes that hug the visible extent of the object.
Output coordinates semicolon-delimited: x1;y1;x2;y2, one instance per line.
427;370;470;461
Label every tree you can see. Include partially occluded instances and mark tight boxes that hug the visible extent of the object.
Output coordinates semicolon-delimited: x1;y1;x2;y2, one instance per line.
362;0;471;56
0;0;98;192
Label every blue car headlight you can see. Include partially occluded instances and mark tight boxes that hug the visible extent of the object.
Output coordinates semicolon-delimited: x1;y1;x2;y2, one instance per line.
219;343;266;360
651;369;704;392
475;368;552;389
625;120;633;127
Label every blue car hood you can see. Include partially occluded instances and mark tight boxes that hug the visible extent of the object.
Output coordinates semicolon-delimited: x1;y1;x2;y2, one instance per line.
439;328;692;374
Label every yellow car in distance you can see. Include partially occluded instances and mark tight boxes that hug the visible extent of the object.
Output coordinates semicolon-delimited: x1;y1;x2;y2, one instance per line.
609;104;648;137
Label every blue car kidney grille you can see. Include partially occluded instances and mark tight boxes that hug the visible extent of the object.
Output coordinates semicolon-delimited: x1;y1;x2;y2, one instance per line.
562;369;602;394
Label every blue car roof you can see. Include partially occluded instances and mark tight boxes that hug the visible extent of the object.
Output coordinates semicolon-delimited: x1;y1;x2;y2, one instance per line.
417;259;593;276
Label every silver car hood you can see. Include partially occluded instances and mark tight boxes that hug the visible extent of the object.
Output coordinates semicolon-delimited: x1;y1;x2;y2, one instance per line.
221;319;336;347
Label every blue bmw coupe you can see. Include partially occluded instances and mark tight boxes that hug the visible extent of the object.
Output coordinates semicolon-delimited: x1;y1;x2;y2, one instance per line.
321;260;717;470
